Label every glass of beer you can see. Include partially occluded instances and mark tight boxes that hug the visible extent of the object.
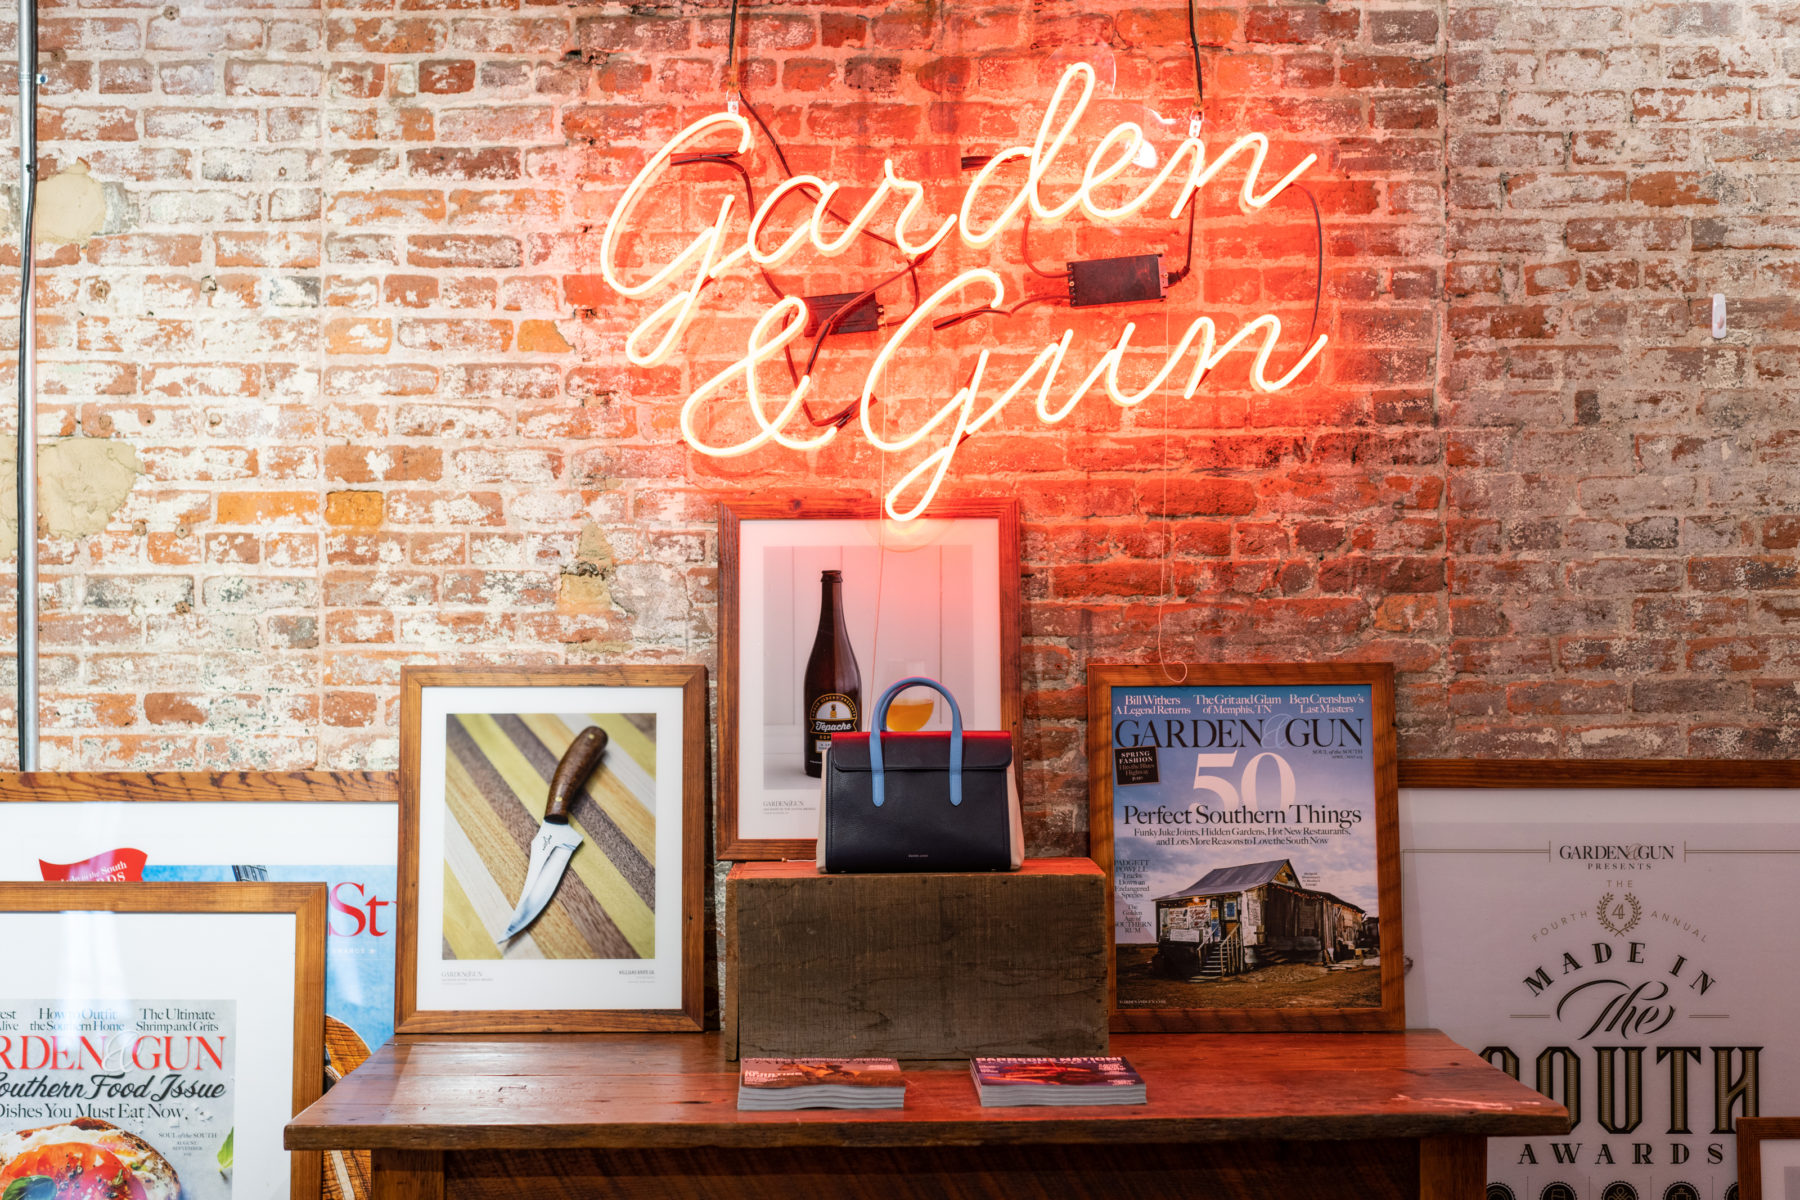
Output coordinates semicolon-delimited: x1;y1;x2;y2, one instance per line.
880;659;935;731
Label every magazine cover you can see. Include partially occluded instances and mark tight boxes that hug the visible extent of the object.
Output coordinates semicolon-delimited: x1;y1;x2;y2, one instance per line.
34;857;396;1066
1406;788;1800;1200
739;1059;902;1090
971;1058;1143;1087
1109;683;1382;1012
0;999;236;1200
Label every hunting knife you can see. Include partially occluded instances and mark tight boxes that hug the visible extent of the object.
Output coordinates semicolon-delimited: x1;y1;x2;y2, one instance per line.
498;725;609;944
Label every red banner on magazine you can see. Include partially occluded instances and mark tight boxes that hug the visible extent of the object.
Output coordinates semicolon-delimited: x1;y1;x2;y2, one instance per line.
38;849;148;883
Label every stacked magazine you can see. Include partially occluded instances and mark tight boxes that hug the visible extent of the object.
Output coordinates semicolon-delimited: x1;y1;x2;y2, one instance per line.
737;1058;906;1110
969;1057;1147;1106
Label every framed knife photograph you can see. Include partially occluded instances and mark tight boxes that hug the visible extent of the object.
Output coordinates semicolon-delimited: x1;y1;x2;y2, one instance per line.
396;665;706;1033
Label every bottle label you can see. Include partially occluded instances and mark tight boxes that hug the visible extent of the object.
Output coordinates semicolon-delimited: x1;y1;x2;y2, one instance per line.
808;694;859;757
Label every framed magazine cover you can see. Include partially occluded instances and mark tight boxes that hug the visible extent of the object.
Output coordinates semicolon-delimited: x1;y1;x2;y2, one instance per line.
397;665;706;1034
0;882;327;1200
0;772;396;1200
1087;662;1403;1032
720;499;1022;860
0;773;396;1058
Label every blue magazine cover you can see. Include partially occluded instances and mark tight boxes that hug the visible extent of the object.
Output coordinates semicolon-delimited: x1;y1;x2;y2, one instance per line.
142;864;396;1060
1109;683;1381;1012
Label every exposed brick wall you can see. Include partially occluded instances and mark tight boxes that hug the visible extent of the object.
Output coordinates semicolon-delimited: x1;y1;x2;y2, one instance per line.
1;0;1794;851
1443;0;1800;761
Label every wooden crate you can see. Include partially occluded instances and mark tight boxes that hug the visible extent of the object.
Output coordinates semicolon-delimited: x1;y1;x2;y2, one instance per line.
725;857;1108;1060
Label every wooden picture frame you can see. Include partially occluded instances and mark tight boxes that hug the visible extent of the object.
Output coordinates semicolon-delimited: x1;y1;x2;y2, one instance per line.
0;771;393;803
1738;1117;1800;1200
1088;662;1402;1032
0;881;327;1200
397;665;706;1033
0;772;396;1200
1402;763;1800;1200
720;498;1023;860
1400;759;1800;788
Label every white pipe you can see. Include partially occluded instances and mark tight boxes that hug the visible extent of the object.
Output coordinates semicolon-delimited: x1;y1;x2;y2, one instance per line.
16;0;36;770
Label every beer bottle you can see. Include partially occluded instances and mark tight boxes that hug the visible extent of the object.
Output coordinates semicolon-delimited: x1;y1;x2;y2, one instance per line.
803;569;861;777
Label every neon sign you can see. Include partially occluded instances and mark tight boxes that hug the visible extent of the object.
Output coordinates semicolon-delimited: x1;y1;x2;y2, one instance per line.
600;62;1329;521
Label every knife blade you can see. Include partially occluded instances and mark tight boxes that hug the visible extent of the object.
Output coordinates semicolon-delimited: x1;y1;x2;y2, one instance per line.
498;725;609;945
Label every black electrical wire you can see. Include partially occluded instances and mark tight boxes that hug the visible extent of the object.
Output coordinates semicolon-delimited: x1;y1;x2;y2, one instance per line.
1164;191;1200;287
1288;181;1325;360
800;247;941;429
668;151;803;386
737;90;923;309
1187;0;1204;108
1020;209;1069;280
933;293;1069;332
725;0;741;92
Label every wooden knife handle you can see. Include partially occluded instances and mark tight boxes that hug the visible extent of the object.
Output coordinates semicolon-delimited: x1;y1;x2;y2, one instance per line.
544;726;608;823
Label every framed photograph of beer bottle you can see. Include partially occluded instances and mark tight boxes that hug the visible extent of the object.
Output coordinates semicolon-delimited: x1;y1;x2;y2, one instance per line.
719;500;1023;860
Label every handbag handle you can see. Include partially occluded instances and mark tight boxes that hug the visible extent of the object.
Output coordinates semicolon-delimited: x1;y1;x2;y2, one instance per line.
867;676;963;808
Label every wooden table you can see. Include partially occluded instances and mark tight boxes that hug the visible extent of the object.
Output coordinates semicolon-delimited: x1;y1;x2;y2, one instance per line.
285;1031;1567;1200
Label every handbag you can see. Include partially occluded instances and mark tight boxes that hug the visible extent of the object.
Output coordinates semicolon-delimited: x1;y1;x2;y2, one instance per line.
816;676;1024;873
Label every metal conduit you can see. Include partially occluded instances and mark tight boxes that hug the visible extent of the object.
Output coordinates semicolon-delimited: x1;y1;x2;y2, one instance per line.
16;0;36;770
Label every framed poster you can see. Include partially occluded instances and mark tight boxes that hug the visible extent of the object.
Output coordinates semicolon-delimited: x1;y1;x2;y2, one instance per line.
1740;1117;1800;1200
397;665;706;1033
0;881;326;1200
1402;761;1800;1200
720;499;1022;860
0;773;396;1064
1088;662;1402;1031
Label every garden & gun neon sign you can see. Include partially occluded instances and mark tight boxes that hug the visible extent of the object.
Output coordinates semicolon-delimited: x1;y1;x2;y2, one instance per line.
600;63;1329;520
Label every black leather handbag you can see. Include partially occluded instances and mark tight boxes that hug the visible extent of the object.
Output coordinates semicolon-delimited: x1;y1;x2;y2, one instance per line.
816;677;1023;873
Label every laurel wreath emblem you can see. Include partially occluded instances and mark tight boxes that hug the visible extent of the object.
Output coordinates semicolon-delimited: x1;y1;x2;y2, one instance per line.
1597;891;1643;937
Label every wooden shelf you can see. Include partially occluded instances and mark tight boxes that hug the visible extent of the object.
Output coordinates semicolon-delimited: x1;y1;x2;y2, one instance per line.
285;1029;1568;1153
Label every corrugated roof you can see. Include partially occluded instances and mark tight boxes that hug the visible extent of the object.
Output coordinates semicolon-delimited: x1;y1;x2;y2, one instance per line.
1153;858;1292;901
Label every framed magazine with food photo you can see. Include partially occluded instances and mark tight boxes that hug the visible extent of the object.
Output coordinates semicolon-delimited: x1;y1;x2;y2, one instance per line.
1087;662;1402;1032
396;665;706;1034
0;881;327;1200
719;499;1022;860
0;772;396;1200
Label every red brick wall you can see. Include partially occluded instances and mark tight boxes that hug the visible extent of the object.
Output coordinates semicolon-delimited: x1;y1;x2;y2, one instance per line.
5;1;1795;850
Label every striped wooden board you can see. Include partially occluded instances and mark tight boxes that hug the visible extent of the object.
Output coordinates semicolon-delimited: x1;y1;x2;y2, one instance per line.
440;711;657;962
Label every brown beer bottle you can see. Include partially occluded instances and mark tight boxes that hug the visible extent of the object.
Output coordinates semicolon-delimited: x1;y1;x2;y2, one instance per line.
803;569;861;777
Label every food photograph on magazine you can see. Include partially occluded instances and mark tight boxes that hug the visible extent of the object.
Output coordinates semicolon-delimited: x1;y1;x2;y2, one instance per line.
0;999;236;1200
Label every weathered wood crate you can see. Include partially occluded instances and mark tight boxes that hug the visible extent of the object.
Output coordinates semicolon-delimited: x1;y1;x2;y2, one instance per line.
724;857;1108;1060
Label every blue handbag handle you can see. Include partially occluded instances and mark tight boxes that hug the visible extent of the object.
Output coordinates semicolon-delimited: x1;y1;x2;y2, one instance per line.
867;676;963;808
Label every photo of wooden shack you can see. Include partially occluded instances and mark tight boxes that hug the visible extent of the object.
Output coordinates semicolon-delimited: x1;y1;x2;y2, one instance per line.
1149;858;1368;980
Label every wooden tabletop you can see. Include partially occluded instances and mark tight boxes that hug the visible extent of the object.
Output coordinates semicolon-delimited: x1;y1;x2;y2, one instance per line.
285;1031;1568;1152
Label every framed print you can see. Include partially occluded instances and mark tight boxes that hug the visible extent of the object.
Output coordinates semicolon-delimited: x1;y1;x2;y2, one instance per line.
1740;1117;1800;1200
397;665;705;1033
1402;761;1800;1200
1087;662;1402;1031
720;499;1022;860
0;773;397;1068
0;881;327;1200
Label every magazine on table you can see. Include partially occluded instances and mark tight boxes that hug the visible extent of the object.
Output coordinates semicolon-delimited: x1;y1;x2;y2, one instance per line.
970;1057;1147;1106
737;1058;905;1110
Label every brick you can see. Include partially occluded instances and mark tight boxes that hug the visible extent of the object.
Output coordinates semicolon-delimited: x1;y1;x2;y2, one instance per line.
326;491;385;528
